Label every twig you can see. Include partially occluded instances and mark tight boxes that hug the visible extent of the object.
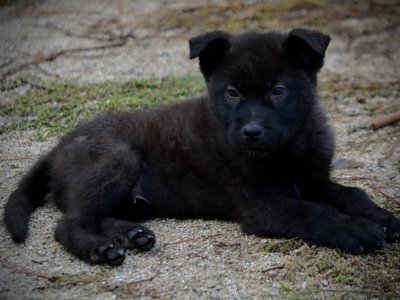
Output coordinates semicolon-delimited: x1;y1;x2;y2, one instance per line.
0;260;56;282
163;233;222;246
0;39;129;83
371;111;400;130
331;176;373;182
370;185;393;199
173;257;192;271
378;139;400;164
35;64;61;79
172;253;206;272
128;271;159;284
393;198;400;206
358;257;387;269
310;270;333;286
16;8;99;18
0;59;13;69
260;264;285;273
369;185;400;206
212;241;241;248
316;288;374;295
389;198;400;206
0;156;34;162
44;22;125;42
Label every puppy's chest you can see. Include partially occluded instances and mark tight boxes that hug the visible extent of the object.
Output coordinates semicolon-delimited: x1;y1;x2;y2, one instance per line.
245;157;302;198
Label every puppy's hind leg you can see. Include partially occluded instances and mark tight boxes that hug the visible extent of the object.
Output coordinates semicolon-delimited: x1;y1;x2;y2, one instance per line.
55;215;128;266
54;148;143;266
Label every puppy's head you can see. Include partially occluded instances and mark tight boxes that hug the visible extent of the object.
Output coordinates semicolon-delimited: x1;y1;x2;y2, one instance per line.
190;29;330;159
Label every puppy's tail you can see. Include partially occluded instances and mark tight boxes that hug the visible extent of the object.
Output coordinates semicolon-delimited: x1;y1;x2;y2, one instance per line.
4;154;52;242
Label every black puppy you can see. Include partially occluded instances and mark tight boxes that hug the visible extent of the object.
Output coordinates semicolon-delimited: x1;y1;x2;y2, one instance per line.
4;29;400;266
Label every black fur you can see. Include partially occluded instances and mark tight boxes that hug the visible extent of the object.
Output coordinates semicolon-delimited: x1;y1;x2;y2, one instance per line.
4;29;400;265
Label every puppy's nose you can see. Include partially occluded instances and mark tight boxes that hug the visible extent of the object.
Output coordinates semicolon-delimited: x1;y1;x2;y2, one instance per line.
242;124;264;142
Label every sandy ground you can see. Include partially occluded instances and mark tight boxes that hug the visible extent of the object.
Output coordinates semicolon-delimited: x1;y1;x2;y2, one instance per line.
0;0;399;299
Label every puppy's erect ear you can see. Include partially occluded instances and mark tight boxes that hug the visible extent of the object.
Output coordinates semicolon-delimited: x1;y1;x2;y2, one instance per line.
189;31;231;77
285;28;330;73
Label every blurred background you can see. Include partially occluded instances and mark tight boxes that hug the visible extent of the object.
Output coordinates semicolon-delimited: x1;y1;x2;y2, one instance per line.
0;0;399;82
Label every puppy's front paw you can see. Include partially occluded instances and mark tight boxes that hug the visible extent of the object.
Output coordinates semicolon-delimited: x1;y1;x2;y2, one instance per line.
362;207;400;242
323;217;386;254
383;218;400;242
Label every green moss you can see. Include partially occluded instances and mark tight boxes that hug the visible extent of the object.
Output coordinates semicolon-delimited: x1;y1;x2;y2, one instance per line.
136;0;321;33
48;270;145;296
51;270;107;288
0;74;205;140
136;0;399;34
260;238;305;255
267;243;400;298
395;160;400;173
320;72;400;102
346;124;369;135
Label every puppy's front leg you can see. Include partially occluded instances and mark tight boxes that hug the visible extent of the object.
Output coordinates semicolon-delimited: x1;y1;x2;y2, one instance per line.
241;193;385;254
306;181;400;242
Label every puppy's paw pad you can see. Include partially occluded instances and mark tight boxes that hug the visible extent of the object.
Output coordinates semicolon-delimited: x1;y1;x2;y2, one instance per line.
90;243;126;266
135;234;156;251
126;227;156;251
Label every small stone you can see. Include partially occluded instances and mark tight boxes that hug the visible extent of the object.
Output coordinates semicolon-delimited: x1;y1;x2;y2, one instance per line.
356;96;367;104
332;158;364;170
335;95;345;102
301;281;307;289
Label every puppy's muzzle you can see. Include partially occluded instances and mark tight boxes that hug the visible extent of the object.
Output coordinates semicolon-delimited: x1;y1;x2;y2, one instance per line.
241;124;264;143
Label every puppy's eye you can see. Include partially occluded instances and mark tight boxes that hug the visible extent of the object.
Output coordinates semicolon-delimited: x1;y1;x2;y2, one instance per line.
271;86;286;96
225;87;241;100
